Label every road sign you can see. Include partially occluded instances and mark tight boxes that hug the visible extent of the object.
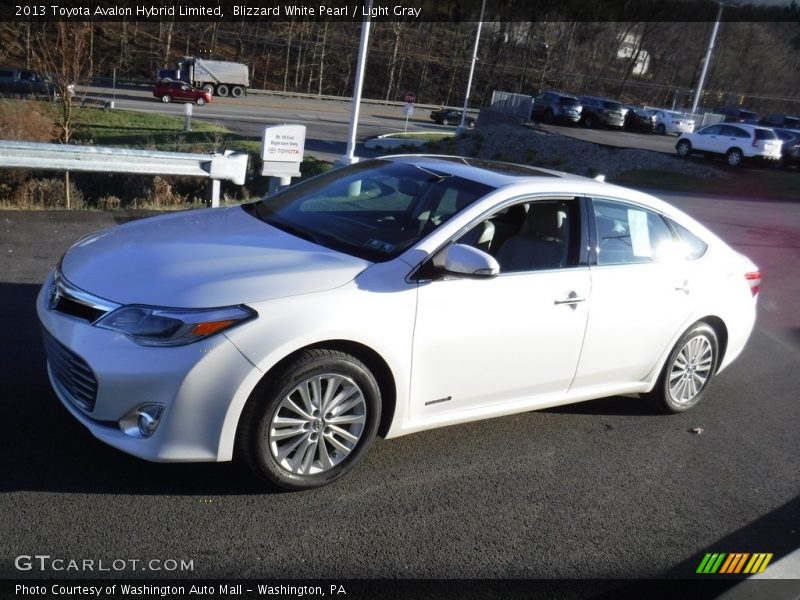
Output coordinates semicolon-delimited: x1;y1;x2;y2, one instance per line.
403;103;414;116
404;91;416;103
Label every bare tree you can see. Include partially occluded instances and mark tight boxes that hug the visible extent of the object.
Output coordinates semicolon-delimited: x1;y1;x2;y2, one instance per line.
30;22;92;209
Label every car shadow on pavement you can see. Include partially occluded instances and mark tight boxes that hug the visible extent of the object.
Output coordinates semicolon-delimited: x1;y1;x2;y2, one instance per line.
542;394;664;417
0;282;276;495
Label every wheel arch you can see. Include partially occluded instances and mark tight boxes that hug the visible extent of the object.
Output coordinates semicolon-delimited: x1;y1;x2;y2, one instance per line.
698;315;729;373
234;339;398;448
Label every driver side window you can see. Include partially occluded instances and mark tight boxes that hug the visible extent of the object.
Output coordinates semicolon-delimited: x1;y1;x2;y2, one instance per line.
455;198;580;272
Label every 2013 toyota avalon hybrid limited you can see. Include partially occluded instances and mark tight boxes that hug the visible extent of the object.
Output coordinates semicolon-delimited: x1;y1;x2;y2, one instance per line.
37;156;760;490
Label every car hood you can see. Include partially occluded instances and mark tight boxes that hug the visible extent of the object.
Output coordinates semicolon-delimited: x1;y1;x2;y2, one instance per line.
60;206;371;308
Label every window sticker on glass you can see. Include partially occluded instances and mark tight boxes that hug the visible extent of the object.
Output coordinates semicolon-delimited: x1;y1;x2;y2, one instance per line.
364;239;396;253
627;209;652;258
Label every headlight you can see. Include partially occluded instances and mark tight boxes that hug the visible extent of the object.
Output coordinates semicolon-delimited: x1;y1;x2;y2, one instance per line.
95;304;256;347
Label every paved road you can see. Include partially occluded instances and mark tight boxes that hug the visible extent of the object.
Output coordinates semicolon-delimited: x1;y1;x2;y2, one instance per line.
80;85;458;162
0;190;798;587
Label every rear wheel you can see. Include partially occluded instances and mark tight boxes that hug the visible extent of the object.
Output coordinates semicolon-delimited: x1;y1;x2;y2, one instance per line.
656;123;666;135
195;97;206;106
237;349;381;490
583;115;594;128
441;118;450;126
216;84;229;97
230;86;244;98
543;110;554;124
648;322;719;413
160;94;171;103
201;84;215;95
726;148;743;167
676;140;692;158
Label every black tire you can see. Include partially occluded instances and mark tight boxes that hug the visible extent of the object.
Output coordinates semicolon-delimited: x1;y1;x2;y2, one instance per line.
201;84;215;95
726;148;743;168
230;86;244;98
656;123;666;135
543;110;554;124
648;322;719;414
467;120;476;129
237;349;381;491
195;97;206;106
676;140;692;158
441;118;450;126
161;94;171;103
216;84;229;97
583;115;594;128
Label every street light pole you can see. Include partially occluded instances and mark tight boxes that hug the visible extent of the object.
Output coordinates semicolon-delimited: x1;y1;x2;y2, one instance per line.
691;2;723;114
457;0;486;134
339;0;372;166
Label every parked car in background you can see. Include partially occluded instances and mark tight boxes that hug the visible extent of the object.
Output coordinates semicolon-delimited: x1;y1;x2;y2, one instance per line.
578;96;627;128
429;108;476;128
718;107;759;124
759;114;800;129
531;92;583;125
623;105;656;133
37;155;760;490
773;128;800;169
647;109;695;136
0;67;56;98
153;79;212;105
676;123;782;167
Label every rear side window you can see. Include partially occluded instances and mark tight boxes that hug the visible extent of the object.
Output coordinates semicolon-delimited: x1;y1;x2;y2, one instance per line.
593;199;674;265
667;219;708;259
754;128;777;141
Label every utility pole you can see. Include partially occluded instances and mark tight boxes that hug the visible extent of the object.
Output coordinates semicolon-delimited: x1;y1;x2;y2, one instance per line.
339;0;372;166
691;2;723;114
457;0;486;135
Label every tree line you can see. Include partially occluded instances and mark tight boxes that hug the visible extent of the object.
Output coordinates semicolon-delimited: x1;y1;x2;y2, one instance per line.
1;19;799;114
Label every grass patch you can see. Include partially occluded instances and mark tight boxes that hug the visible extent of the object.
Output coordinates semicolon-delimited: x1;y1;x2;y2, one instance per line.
613;167;800;202
387;132;454;142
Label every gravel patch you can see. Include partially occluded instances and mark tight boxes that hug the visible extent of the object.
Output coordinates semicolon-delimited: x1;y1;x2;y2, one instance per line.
433;121;724;181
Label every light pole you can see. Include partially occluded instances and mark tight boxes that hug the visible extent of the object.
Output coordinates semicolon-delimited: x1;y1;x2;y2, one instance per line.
457;0;486;135
339;0;372;166
691;2;724;114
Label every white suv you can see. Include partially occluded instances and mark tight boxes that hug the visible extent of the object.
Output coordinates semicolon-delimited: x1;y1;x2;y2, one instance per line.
676;123;782;167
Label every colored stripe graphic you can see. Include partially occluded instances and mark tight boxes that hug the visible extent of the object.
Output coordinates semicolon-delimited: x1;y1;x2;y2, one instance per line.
697;552;773;574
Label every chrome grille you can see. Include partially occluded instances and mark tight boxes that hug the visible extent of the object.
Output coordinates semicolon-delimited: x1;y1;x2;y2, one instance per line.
42;329;98;412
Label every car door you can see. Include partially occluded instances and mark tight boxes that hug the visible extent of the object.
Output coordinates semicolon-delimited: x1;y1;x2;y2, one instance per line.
692;124;724;153
571;197;695;391
409;197;591;420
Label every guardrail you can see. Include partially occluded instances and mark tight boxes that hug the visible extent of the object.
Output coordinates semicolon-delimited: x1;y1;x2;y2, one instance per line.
0;140;249;208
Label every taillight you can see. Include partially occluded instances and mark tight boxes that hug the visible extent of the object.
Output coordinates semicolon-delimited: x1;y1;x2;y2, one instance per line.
745;271;761;296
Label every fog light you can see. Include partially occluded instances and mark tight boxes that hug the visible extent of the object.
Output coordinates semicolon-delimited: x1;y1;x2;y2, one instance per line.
120;403;165;438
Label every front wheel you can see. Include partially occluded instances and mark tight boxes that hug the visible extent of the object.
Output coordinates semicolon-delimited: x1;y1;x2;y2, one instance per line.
195;97;206;106
201;84;215;95
648;322;719;413
676;140;692;158
237;349;381;490
441;118;450;126
161;94;171;103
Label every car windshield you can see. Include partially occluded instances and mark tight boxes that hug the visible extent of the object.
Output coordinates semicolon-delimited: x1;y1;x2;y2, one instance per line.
741;111;758;121
602;101;623;111
559;97;580;106
244;160;493;262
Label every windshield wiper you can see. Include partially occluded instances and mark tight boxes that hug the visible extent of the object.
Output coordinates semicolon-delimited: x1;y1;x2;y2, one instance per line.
266;218;325;246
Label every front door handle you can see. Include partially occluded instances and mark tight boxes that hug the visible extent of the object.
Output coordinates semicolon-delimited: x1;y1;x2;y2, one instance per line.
675;280;690;294
554;291;586;306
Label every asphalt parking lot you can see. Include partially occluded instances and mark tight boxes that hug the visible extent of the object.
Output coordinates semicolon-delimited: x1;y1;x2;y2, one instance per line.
0;198;798;593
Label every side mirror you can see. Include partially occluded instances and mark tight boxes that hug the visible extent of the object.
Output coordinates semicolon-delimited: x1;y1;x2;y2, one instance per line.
443;244;500;278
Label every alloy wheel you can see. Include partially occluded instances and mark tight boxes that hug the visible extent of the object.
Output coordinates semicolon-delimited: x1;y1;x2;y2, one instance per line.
667;335;714;406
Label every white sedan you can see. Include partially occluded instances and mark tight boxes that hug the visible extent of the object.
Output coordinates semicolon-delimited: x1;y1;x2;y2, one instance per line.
37;156;760;490
647;109;695;135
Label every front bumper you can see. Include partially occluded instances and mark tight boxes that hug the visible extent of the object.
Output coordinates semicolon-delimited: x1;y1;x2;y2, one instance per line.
36;272;259;462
